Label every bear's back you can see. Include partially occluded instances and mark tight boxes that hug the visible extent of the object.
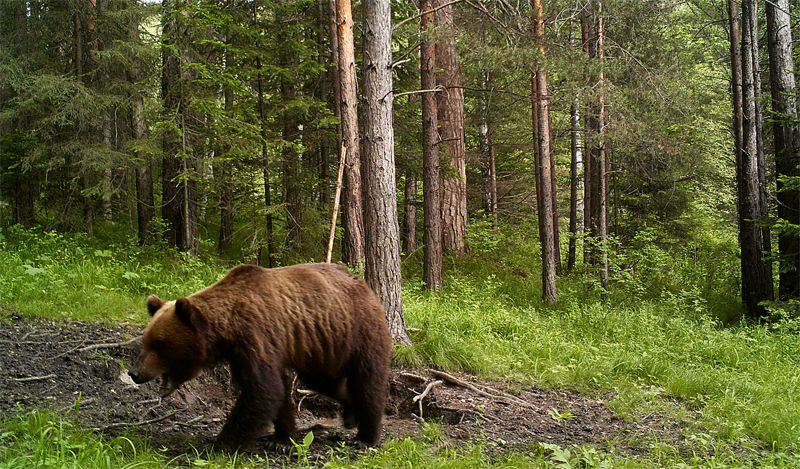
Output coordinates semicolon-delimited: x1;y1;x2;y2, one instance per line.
191;263;388;374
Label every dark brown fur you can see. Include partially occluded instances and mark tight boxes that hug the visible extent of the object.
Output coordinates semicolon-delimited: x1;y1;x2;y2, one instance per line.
128;263;392;451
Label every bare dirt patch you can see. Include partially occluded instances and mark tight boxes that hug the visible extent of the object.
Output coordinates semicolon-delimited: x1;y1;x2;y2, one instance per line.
0;314;684;460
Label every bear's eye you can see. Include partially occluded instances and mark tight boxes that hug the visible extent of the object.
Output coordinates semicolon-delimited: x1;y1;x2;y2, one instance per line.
152;338;165;350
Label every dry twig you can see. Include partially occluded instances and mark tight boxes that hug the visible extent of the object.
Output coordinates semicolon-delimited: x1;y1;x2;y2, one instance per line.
413;380;443;404
13;373;56;383
399;371;427;382
428;369;533;408
413;379;443;419
78;335;142;353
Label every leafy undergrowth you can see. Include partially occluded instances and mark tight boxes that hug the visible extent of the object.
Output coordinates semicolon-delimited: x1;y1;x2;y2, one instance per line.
2;225;800;467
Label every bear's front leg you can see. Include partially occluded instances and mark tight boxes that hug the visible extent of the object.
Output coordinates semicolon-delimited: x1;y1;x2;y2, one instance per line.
214;365;285;452
272;370;297;440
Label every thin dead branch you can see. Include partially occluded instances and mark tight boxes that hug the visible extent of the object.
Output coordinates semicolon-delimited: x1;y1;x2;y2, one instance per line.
413;379;443;418
428;369;534;408
393;0;465;31
77;335;142;353
399;371;428;382
412;380;443;404
13;373;56;383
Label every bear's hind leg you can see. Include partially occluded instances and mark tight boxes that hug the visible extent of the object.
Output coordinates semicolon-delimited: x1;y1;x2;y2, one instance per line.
298;373;356;428
347;353;389;446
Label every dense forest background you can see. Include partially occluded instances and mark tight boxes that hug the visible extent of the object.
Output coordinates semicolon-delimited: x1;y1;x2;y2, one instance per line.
1;0;798;325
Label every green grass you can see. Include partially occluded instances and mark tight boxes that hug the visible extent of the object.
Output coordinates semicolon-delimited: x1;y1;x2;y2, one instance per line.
0;225;228;323
2;223;800;467
3;412;800;468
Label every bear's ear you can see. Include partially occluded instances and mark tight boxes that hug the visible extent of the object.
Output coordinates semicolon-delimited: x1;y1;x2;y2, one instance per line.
174;297;198;326
146;295;164;316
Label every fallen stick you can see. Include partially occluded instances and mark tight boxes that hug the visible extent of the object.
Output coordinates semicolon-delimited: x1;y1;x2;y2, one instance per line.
399;371;427;382
53;341;87;359
428;369;534;408
413;379;443;419
93;409;184;432
412;380;443;404
13;373;56;383
78;335;142;353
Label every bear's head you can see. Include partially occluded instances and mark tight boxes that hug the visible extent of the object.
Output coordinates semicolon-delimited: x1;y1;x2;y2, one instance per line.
128;295;209;397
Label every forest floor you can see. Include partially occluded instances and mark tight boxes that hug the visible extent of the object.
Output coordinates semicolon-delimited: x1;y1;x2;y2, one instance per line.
0;312;686;463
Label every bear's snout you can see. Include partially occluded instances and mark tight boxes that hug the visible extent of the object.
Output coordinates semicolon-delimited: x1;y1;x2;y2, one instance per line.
128;368;141;383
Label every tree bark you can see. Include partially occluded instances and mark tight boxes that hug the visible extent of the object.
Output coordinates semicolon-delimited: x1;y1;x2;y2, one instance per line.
362;0;409;344
161;0;182;249
328;0;343;142
253;0;276;267
161;0;197;254
218;44;235;253
596;5;609;293
766;0;800;299
280;19;302;251
738;0;774;316
336;0;365;268
10;1;38;228
581;8;593;266
422;0;443;291
531;0;557;304
403;174;418;253
128;15;154;244
75;7;94;236
435;0;469;254
567;99;583;271
317;0;332;207
478;70;498;232
582;1;608;292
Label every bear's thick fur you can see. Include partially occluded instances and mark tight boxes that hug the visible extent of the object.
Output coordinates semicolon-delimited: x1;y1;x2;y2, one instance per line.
128;263;392;450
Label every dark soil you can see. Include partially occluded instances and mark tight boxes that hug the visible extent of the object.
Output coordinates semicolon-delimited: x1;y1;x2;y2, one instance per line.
0;314;684;461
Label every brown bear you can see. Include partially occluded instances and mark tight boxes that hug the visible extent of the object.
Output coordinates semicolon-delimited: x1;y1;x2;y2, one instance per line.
127;263;392;451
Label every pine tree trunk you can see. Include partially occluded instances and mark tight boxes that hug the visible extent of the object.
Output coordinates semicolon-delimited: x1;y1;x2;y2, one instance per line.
335;0;365;268
129;13;154;244
435;0;469;254
596;5;609;293
738;0;775;316
11;2;38;227
422;0;443;291
402;174;418;253
161;0;194;252
750;11;770;261
328;0;343;142
362;0;409;343
766;0;800;299
280;24;302;250
161;0;181;248
547;106;561;274
253;0;276;267
568;99;583;271
531;0;557;304
75;8;94;236
478;70;497;232
581;9;593;266
218;47;235;252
